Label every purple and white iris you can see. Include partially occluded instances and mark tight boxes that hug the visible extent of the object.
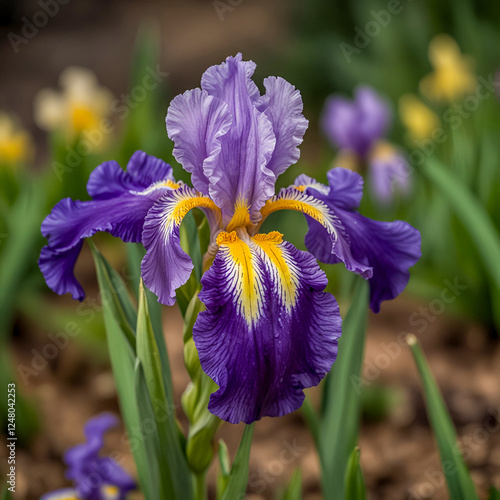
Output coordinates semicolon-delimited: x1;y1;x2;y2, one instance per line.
322;86;411;204
40;54;421;424
41;413;135;500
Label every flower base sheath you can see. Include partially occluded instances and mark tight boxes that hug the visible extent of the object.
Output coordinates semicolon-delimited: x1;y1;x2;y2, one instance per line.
40;54;421;424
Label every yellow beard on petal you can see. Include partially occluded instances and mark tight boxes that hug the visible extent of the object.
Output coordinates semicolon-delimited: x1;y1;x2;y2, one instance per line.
252;231;298;310
226;197;251;232
216;230;261;324
170;195;220;225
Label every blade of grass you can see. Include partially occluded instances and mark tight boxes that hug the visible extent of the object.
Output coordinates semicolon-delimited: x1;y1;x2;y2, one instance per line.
421;157;500;291
127;242;174;401
344;447;366;500
137;280;193;500
91;245;153;499
489;486;500;500
280;468;303;500
407;335;479;500
319;278;369;500
221;424;255;500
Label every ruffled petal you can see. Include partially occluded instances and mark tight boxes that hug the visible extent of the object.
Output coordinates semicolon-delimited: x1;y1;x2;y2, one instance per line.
86;161;136;200
259;186;371;277
200;53;276;222
166;88;232;195
255;77;309;177
87;151;175;200
194;230;342;424
40;152;177;301
301;168;421;312
141;185;221;305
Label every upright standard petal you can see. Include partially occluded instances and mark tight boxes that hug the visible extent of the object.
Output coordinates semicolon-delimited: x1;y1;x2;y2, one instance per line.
255;77;309;177
141;185;221;306
39;152;178;301
298;168;421;312
200;54;277;222
166;88;232;196
194;229;342;424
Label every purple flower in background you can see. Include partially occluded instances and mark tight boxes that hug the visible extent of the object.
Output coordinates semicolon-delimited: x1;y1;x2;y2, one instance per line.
40;54;421;424
322;86;410;204
41;413;135;500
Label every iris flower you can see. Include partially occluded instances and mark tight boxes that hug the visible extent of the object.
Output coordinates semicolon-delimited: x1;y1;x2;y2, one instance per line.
40;54;421;424
41;413;135;500
322;86;410;205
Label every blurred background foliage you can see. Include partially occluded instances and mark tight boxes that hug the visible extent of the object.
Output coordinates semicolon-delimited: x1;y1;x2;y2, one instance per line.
0;0;499;498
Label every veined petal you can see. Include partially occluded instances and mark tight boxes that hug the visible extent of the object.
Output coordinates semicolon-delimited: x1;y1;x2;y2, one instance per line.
87;151;176;200
39;152;177;301
255;76;309;177
258;186;371;277
166;88;232;195
200;54;277;222
194;230;342;424
301;168;421;312
141;185;221;306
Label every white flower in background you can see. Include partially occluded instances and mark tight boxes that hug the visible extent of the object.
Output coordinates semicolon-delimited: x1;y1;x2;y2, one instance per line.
34;67;113;144
0;112;34;166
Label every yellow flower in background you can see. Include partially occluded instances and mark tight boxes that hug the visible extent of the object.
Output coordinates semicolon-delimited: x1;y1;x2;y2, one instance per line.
399;94;440;143
0;113;34;166
419;34;476;104
34;67;113;143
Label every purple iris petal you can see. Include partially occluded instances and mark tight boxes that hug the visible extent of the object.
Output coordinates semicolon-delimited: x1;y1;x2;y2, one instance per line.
166;53;307;223
201;54;276;220
300;168;421;312
368;150;411;205
255;76;309;177
194;231;341;424
166;87;232;196
322;86;391;157
87;151;173;200
64;413;135;500
39;152;176;301
141;185;220;306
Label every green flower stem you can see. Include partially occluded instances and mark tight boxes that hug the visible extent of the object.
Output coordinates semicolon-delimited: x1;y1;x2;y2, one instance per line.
182;293;222;476
195;473;207;500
